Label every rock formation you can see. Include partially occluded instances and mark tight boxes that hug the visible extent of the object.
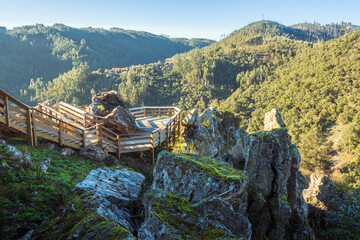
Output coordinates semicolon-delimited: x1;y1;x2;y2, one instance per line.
104;106;138;135
87;90;138;135
88;91;126;116
264;108;286;131
31;167;145;239
181;107;238;160
138;151;251;239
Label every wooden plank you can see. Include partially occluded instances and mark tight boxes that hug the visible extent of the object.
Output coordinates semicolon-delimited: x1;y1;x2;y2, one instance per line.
9;112;26;124
59;102;87;114
35;121;59;135
5;96;10;127
0;89;30;110
34;114;59;127
31;111;37;146
26;109;34;146
59;122;63;146
9;104;26;116
97;124;103;148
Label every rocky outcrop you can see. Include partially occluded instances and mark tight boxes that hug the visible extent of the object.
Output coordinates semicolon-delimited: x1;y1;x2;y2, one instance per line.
264;108;285;131
182;107;238;159
31;193;136;240
139;189;251;240
138;151;251;239
5;144;23;160
32;167;145;239
229;109;313;240
88;91;126;116
41;97;59;107
104;106;138;135
79;145;107;162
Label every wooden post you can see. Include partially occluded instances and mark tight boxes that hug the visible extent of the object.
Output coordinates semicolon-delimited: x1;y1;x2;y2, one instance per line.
84;114;87;128
177;114;181;137
97;124;103;148
82;129;87;148
59;122;63;146
4;96;10;127
31;110;37;146
166;125;169;150
172;120;176;146
150;132;155;165
117;135;121;159
144;108;147;117
26;109;34;146
158;129;161;147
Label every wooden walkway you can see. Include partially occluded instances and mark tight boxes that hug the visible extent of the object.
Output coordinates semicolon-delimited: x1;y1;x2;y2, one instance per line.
0;89;181;164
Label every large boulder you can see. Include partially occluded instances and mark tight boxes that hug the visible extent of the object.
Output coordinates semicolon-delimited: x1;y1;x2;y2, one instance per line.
182;107;238;160
32;167;145;239
88;91;126;116
138;151;251;239
31;193;136;240
75;167;145;208
104;106;138;135
138;189;251;240
152;151;248;211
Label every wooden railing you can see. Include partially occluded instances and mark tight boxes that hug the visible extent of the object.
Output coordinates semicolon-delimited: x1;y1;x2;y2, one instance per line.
0;89;181;164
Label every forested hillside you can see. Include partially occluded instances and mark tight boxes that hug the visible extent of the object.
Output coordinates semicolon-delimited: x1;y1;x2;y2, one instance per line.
0;23;214;98
22;21;360;190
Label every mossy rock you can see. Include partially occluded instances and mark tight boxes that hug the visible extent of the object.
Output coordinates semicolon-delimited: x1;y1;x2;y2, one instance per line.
31;193;135;240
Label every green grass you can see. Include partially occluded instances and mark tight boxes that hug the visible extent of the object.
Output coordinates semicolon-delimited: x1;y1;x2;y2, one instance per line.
0;143;106;239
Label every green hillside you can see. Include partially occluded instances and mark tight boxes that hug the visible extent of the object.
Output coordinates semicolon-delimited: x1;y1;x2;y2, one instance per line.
0;23;214;98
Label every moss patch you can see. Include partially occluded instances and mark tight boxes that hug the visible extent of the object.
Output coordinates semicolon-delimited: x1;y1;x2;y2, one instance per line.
166;152;246;183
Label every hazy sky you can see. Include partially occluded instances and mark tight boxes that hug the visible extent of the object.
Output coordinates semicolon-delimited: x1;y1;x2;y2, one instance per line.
1;0;360;40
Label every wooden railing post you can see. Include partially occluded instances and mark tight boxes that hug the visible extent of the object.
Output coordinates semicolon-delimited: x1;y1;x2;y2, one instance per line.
4;96;10;127
177;113;181;137
26;109;34;146
172;119;176;146
82;129;87;148
150;132;155;165
84;114;87;128
166;125;169;150
117;135;121;159
158;129;161;147
144;108;147;118
31;110;37;146
97;124;103;148
59;122;63;146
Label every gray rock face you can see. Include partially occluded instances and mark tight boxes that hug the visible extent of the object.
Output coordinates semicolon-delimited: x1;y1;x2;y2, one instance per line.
75;167;145;208
302;173;342;225
138;189;251;240
231;128;313;240
88;91;126;116
138;151;251;239
32;167;145;239
264;108;286;131
31;193;136;240
79;145;107;162
181;108;199;127
182;107;238;159
104;106;138;135
5;145;23;160
152;151;247;211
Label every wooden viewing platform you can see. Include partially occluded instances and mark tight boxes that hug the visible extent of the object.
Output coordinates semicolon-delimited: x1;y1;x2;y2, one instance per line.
0;89;181;164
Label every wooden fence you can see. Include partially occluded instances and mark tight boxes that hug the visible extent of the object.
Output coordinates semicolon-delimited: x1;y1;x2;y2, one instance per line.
0;89;181;164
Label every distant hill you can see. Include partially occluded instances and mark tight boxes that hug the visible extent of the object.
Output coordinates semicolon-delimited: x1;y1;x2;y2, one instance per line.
0;23;214;97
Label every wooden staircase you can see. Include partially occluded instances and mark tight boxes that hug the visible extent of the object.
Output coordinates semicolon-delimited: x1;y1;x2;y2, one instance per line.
0;89;181;163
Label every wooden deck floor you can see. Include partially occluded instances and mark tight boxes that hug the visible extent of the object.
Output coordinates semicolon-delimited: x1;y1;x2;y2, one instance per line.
136;116;171;132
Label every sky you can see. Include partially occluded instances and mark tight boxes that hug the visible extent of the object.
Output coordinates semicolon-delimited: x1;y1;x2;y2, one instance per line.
1;0;360;40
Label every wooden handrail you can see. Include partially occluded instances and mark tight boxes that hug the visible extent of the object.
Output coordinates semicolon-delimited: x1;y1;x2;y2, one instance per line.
0;89;30;110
